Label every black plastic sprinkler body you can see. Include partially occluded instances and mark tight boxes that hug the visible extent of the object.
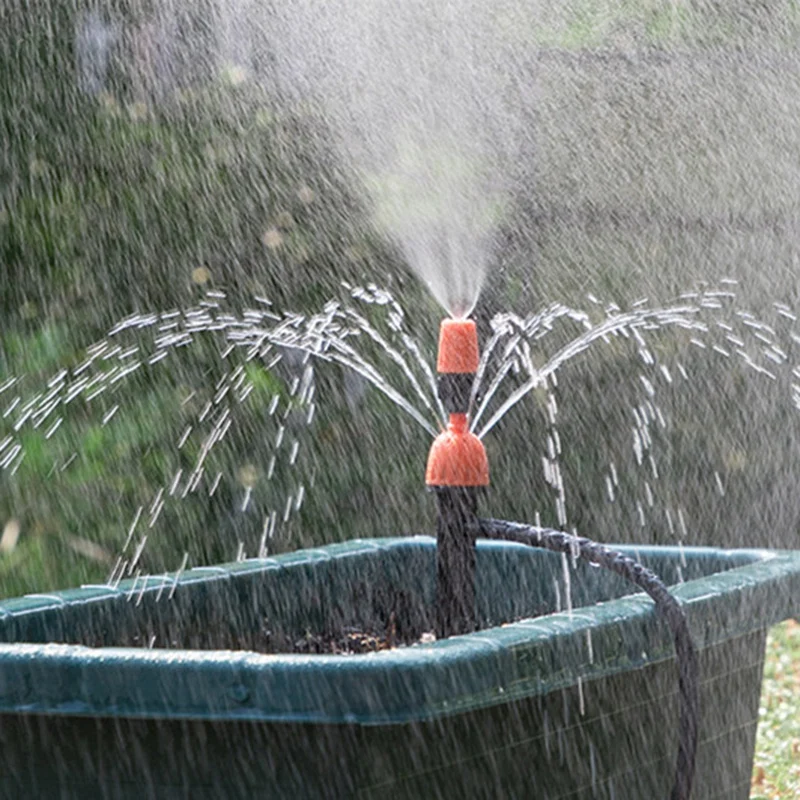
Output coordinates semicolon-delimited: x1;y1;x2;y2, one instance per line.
478;518;699;800
426;319;488;639
432;485;479;637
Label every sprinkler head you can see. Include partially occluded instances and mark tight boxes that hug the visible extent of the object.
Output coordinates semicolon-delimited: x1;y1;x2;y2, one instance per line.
425;413;489;487
426;318;489;488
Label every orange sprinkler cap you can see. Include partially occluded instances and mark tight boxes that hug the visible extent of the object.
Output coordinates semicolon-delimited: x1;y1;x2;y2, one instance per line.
437;319;479;374
425;414;489;487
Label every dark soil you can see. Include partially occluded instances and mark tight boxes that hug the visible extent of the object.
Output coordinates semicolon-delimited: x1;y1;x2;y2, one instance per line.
103;612;436;655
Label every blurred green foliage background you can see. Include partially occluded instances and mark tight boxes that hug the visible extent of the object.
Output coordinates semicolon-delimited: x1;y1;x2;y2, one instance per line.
3;1;800;598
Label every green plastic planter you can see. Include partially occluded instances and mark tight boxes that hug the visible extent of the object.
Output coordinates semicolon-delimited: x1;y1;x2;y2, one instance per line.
1;536;799;799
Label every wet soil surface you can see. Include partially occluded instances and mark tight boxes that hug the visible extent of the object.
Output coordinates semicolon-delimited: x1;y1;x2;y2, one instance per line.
103;614;438;654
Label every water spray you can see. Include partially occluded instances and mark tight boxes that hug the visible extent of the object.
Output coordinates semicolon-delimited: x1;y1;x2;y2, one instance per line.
426;318;488;638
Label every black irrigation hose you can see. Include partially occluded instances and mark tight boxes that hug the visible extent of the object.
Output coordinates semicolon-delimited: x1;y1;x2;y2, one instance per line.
477;518;699;800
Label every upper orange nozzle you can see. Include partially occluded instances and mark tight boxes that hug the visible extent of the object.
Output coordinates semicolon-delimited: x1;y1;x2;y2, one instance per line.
425;413;489;487
437;319;479;374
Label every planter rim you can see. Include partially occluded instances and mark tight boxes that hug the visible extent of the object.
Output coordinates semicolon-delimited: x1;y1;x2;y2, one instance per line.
1;537;799;725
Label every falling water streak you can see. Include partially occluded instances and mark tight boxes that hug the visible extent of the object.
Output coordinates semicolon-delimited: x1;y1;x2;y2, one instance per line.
258;515;271;558
0;444;22;470
148;488;164;517
177;426;193;448
2;397;21;418
561;551;573;618
112;560;128;590
126;571;140;602
537;380;568;529
101;405;119;426
149;498;165;528
59;453;78;472
169;469;183;497
123;506;143;552
106;557;122;587
241;486;252;512
44;417;63;439
155;573;170;602
135;575;149;607
168;553;189;600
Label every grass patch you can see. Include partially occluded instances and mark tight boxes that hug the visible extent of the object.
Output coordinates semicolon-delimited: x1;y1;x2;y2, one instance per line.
752;620;800;798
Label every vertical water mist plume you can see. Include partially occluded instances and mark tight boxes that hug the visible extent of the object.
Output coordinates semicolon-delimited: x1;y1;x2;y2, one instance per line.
266;0;528;318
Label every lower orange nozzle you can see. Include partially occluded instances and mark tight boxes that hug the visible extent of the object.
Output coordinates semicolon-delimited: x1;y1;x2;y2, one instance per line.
426;413;489;488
